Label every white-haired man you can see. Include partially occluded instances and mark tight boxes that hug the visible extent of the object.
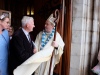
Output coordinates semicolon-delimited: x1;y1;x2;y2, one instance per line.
34;13;65;75
8;16;36;75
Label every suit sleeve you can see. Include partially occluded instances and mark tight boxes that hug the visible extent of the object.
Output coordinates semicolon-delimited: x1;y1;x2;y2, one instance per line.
12;35;33;62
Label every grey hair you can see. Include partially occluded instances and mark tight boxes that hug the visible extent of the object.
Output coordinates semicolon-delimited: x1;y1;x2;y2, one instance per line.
21;16;34;27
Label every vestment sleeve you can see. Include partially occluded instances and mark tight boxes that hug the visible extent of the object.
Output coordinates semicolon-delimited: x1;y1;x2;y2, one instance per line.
54;32;65;65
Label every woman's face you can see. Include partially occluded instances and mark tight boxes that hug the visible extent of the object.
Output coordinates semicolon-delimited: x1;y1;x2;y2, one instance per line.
45;20;54;33
1;18;10;29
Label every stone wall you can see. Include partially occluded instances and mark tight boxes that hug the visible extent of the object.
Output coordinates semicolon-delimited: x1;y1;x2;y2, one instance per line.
70;0;100;75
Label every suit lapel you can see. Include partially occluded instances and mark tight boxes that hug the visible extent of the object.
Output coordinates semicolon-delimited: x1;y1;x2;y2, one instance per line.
20;29;33;49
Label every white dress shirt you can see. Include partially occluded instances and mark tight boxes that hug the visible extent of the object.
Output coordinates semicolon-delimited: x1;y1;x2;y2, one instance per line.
22;28;36;48
22;28;29;41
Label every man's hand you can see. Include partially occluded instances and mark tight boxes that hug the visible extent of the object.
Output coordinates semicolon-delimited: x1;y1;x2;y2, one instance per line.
52;41;58;47
33;48;37;53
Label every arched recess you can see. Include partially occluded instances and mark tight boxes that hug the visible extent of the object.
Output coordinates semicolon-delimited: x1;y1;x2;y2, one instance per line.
4;0;72;74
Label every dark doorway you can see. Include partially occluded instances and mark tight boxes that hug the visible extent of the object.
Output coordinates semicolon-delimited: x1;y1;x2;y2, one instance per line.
1;0;72;75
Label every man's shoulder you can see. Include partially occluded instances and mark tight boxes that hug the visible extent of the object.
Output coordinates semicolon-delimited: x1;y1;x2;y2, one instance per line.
56;32;60;36
35;31;43;39
39;31;43;34
14;29;23;35
37;31;43;35
12;29;23;38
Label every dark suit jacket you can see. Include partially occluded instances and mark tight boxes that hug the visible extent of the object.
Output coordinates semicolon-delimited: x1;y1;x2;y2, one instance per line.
8;28;34;75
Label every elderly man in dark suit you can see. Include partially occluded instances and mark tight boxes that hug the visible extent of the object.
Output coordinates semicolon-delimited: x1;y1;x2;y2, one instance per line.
8;16;36;75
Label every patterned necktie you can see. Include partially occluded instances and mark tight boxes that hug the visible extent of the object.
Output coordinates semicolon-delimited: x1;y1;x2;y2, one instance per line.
28;34;33;48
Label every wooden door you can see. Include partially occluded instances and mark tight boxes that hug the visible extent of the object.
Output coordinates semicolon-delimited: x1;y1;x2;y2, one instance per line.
61;0;72;75
53;0;72;75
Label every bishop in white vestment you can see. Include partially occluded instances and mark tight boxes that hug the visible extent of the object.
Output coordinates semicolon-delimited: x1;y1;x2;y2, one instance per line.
34;13;65;75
